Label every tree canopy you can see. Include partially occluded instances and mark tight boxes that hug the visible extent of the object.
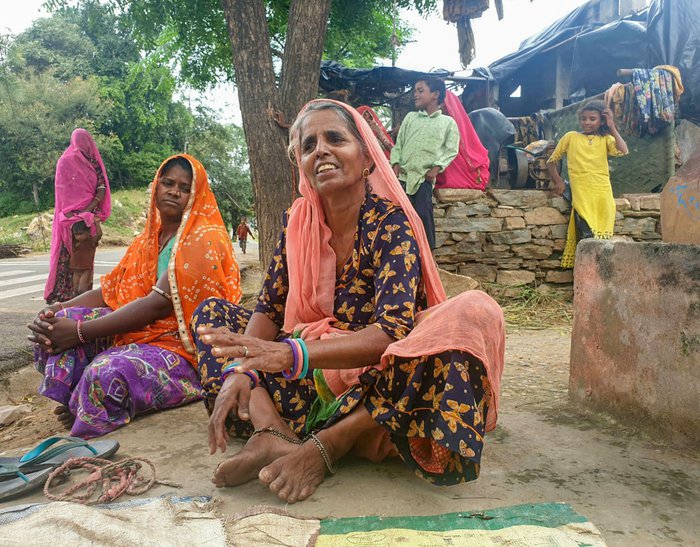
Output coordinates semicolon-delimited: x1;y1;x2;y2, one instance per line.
109;0;437;264
0;1;252;221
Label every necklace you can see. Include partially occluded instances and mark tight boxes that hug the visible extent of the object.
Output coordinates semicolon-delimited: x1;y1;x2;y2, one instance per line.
586;135;596;145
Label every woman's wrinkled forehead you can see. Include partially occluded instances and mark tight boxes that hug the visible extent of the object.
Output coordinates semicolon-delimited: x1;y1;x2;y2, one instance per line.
297;106;364;149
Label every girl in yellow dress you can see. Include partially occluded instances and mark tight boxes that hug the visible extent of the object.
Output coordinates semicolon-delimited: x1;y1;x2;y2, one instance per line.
547;100;629;268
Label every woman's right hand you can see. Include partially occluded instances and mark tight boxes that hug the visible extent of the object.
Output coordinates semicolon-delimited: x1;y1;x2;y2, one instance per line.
208;372;253;454
553;180;566;196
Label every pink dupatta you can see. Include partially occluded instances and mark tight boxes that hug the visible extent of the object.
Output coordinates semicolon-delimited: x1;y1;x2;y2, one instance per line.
45;129;111;300
435;91;490;190
284;100;503;432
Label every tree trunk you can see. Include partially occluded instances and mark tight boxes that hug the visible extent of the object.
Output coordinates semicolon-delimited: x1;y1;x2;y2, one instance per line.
219;0;331;271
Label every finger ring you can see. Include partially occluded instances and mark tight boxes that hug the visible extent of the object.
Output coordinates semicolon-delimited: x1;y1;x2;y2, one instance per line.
242;345;249;357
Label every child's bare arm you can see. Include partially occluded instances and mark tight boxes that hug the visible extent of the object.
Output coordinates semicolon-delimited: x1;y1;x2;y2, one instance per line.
547;162;566;195
603;108;629;155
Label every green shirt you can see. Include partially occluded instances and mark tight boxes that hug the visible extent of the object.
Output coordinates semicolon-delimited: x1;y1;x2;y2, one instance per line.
390;110;460;195
157;237;176;279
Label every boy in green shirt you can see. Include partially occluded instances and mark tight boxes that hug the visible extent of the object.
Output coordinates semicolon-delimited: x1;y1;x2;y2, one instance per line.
391;77;460;249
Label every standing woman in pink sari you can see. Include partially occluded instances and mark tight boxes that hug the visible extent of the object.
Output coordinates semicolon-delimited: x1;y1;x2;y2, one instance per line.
45;129;111;304
435;91;490;190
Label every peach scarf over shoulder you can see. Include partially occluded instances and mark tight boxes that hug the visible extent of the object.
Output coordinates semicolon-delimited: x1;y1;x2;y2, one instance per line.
283;100;504;431
100;154;241;365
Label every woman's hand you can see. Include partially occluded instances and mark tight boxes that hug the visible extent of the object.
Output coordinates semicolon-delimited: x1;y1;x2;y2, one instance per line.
208;373;254;454
29;317;80;354
197;326;294;375
27;306;62;348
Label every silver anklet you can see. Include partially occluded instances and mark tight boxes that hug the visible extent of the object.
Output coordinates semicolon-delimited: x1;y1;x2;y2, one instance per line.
306;432;337;474
252;426;302;445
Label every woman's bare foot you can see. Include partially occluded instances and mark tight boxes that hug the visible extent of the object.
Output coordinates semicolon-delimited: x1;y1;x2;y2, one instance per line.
212;429;301;488
53;405;74;429
259;431;342;504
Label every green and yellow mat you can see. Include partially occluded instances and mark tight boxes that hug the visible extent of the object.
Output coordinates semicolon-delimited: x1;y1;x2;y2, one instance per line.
0;497;607;546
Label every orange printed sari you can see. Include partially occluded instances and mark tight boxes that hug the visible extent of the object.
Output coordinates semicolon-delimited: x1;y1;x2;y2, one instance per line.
100;154;241;365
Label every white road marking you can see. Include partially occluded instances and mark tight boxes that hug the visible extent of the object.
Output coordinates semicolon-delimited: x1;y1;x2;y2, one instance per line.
0;274;50;288
0;270;33;278
0;276;101;300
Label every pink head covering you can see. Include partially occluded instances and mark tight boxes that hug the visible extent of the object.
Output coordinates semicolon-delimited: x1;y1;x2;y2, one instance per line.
44;128;111;300
283;99;446;339
435;91;490;190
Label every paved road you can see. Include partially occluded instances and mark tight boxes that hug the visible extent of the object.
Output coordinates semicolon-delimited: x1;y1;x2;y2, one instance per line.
0;248;127;372
0;240;257;374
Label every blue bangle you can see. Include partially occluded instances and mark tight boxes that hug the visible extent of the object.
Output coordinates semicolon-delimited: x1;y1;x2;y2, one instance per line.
296;338;309;379
220;361;240;383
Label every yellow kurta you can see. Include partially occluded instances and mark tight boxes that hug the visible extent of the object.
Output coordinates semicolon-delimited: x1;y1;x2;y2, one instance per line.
548;131;626;268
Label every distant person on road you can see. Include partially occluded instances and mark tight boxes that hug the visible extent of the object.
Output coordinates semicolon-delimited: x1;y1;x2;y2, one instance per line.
29;155;242;439
236;217;255;254
547;99;628;268
70;220;102;297
391;77;460;249
45;128;111;303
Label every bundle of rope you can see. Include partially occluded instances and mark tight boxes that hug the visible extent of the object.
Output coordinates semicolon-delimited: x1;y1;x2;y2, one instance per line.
44;456;181;505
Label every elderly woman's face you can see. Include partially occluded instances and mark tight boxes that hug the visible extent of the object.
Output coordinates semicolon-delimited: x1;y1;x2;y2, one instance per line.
299;109;367;196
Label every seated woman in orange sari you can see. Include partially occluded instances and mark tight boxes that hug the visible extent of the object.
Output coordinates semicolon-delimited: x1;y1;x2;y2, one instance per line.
29;155;241;438
192;101;505;504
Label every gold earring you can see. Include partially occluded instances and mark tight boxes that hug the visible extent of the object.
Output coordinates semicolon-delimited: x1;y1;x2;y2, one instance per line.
362;167;370;179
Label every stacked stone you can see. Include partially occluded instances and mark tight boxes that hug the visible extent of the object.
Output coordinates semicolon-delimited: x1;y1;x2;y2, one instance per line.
432;189;662;286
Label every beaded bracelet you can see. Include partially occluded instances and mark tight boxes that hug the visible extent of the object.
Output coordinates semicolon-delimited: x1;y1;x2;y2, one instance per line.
76;320;87;344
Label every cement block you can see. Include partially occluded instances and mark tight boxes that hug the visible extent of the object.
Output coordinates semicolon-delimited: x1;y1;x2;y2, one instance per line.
570;240;700;446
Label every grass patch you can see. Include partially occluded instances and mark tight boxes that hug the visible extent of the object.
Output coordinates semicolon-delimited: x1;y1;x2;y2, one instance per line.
0;187;150;252
482;283;573;330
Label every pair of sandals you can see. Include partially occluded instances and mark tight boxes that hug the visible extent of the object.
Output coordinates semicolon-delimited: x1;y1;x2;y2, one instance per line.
0;436;119;502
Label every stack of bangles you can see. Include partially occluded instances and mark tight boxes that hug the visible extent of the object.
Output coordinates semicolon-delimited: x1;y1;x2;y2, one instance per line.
220;363;260;388
281;337;309;381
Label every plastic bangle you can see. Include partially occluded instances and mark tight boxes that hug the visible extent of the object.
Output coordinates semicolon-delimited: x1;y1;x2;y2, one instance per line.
220;361;241;383
76;320;87;344
243;370;260;389
295;338;309;380
281;338;300;380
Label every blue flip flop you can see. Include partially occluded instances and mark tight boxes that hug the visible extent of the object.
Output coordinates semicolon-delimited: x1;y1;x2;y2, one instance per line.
0;436;120;472
0;463;54;502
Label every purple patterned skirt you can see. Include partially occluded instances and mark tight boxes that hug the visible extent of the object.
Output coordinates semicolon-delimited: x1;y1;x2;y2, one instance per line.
35;306;202;439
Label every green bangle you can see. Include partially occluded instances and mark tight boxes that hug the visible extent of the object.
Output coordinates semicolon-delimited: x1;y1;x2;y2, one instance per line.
296;338;309;379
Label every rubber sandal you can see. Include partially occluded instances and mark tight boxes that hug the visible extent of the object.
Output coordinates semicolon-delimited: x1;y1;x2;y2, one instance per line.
0;463;53;502
0;436;120;472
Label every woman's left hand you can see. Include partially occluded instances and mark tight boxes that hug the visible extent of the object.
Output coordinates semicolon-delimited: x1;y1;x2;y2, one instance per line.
197;327;294;374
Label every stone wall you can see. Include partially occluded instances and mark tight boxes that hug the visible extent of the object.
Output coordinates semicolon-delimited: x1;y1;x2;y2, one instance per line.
433;188;662;286
569;240;700;447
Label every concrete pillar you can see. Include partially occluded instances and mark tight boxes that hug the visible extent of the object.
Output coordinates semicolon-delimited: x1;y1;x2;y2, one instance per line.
569;240;700;447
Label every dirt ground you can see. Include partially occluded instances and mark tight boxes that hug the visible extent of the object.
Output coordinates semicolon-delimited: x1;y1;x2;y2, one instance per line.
1;267;698;545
